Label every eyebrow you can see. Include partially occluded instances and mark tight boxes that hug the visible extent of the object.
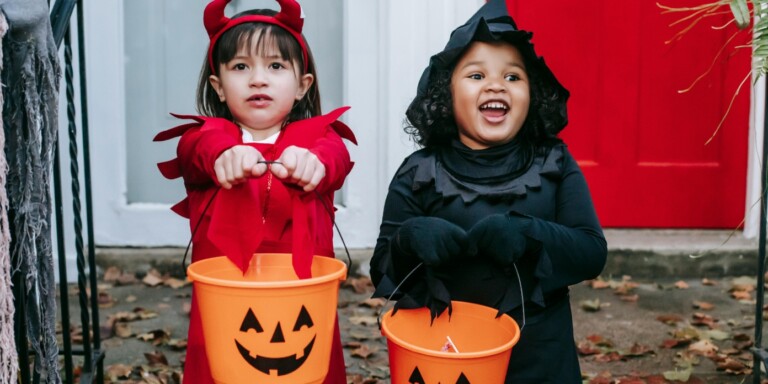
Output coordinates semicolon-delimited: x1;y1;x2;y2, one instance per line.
459;61;526;70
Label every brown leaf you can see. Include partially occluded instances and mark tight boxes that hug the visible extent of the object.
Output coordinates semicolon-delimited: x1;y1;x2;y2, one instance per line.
105;364;133;380
733;333;752;341
360;298;385;308
661;339;687;349
114;322;133;338
343;276;374;294
350;343;374;359
577;340;601;356
702;278;718;286
731;290;753;301
692;300;714;310
145;351;170;366
343;341;363;349
691;312;717;329
348;315;378;326
590;279;611;289
163;278;189;289
717;357;748;373
674;280;689;289
142;270;164;287
619;294;639;303
580;299;602;312
98;291;117;308
688;339;718;357
622;343;654;357
137;329;171;346
103;266;122;282
656;314;683;326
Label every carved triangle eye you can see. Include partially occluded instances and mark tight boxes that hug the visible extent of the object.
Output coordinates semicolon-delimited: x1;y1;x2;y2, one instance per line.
239;308;264;333
456;372;471;384
292;305;314;331
408;367;425;384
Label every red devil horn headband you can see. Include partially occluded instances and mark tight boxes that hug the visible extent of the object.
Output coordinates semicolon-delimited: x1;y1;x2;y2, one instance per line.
204;0;308;73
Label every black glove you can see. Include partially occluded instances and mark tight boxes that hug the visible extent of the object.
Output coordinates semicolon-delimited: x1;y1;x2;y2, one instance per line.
468;213;537;266
393;216;471;267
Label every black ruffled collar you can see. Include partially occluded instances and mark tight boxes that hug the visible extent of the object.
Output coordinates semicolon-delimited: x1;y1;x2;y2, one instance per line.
402;143;564;203
438;138;533;185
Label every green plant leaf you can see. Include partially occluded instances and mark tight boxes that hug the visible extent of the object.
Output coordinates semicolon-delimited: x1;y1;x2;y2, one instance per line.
730;0;751;29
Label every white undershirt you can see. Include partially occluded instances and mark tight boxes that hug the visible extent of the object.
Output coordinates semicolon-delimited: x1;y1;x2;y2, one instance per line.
242;129;279;144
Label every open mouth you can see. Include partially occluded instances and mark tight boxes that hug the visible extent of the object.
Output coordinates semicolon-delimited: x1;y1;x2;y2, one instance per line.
248;94;273;102
479;100;509;120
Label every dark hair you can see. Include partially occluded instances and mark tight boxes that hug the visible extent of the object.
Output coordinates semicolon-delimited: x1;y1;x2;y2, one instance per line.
405;41;563;149
196;9;321;123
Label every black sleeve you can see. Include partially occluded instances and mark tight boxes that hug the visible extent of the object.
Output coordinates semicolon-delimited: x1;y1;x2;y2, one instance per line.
369;163;425;298
523;148;607;292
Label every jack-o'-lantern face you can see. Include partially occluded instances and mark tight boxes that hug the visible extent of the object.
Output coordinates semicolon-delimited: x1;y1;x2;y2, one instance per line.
234;305;316;375
409;366;471;384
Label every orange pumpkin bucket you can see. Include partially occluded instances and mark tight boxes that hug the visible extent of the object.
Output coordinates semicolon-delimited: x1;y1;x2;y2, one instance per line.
187;253;347;384
380;300;520;384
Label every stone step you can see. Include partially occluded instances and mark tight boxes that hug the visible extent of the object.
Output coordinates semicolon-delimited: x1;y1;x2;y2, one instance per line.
94;229;761;279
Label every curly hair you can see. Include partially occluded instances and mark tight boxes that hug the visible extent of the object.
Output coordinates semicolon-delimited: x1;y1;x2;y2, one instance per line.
405;42;566;150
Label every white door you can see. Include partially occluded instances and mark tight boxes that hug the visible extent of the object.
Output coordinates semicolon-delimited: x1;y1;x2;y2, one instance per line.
85;0;482;249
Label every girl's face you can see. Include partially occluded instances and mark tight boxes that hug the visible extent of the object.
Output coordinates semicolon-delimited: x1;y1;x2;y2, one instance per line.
209;32;313;140
450;41;530;150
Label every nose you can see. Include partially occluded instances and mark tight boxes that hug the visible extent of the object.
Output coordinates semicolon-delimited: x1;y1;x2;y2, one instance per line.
249;67;267;87
484;77;506;93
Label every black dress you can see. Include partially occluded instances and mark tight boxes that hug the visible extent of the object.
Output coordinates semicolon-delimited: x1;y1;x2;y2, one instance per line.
370;139;607;384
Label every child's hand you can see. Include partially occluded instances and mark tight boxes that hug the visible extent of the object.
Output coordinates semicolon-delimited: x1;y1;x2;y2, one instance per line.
214;145;268;189
270;146;326;192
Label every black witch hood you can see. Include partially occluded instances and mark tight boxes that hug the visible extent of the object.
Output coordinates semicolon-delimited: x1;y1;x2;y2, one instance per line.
416;0;570;135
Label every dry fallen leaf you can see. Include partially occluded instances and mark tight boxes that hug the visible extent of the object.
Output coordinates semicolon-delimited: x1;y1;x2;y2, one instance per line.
692;300;714;310
580;299;602;312
114;322;133;338
145;351;170;366
350;343;374;359
656;314;683;326
674;280;689;289
688;339;718;357
143;269;164;287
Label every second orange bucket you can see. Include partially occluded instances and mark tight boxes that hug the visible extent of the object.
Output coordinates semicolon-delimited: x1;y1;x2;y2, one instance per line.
381;300;520;384
187;253;347;384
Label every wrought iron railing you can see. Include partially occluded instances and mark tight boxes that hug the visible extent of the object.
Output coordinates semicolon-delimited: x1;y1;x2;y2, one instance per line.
12;0;102;383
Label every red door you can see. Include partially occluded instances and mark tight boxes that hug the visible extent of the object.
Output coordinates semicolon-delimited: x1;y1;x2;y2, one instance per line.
508;1;750;228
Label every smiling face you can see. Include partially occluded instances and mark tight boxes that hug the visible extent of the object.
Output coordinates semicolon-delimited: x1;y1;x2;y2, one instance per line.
209;30;313;141
234;305;316;376
450;41;530;150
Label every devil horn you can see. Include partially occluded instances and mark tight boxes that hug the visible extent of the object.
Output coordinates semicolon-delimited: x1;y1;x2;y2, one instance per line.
274;0;304;33
204;0;232;38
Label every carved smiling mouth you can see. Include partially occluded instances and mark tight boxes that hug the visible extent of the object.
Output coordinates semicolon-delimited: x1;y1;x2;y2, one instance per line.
235;336;316;376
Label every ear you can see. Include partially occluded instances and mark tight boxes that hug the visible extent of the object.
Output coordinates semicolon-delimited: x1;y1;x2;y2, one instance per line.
209;75;225;102
295;73;314;101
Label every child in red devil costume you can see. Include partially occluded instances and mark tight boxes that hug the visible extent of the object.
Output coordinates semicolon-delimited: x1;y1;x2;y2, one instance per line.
154;1;356;383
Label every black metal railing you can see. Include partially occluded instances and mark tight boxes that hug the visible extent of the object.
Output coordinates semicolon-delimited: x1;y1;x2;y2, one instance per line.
12;0;102;383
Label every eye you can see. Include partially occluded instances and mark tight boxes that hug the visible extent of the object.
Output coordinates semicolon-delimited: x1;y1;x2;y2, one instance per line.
269;62;286;70
240;308;264;333
232;63;247;71
468;73;483;80
292;305;314;331
505;74;521;81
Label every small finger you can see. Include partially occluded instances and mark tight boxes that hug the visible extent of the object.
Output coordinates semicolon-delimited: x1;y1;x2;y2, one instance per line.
303;166;325;192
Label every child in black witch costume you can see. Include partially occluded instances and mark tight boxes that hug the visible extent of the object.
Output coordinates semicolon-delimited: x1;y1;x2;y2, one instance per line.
369;0;607;382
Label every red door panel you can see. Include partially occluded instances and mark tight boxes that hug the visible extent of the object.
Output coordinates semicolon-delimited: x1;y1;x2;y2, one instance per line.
508;0;750;228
